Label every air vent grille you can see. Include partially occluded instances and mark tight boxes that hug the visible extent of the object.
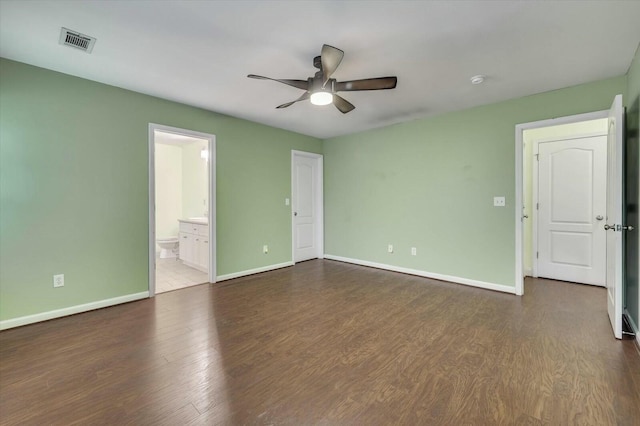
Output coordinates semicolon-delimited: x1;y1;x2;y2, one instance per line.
59;27;96;53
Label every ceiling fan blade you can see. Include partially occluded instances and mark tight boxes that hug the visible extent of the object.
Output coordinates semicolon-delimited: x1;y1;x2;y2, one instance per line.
336;77;397;92
333;94;355;114
276;92;310;109
320;44;344;87
247;74;309;91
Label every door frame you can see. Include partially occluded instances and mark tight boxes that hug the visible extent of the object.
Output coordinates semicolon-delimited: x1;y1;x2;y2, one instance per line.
515;110;608;295
291;150;324;263
531;132;607;281
148;123;217;296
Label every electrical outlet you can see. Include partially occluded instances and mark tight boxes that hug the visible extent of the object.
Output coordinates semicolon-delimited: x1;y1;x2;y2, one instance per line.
411;247;417;256
388;244;394;253
263;245;268;254
493;196;506;207
53;274;64;288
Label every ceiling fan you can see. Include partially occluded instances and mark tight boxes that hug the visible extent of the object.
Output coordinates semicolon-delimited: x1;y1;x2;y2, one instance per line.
248;44;397;114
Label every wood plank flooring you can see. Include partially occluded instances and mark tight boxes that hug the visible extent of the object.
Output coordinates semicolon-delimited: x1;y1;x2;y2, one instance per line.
1;260;639;425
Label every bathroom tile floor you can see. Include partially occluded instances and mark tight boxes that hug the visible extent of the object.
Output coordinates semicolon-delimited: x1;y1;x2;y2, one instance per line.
155;257;209;293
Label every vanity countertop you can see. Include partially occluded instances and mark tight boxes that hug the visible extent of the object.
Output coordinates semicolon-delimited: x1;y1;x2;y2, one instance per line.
178;217;208;225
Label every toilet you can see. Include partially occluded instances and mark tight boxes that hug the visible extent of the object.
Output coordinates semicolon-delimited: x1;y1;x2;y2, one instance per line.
157;237;179;259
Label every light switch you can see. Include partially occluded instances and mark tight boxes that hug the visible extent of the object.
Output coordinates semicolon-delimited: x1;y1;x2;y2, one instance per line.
285;198;290;206
494;196;506;207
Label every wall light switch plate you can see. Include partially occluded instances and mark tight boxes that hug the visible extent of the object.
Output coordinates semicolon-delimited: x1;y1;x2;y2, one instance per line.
53;274;64;288
388;244;394;253
263;245;268;254
493;196;506;207
411;247;417;256
285;198;290;206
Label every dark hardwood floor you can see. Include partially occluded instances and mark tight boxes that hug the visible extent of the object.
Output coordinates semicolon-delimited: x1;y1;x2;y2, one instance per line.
1;260;639;425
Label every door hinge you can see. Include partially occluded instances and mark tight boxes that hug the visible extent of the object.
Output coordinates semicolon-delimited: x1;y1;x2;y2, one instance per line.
536;252;539;259
535;154;539;161
536;203;539;210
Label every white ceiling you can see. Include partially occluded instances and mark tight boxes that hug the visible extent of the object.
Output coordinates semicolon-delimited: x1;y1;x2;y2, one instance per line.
1;1;639;139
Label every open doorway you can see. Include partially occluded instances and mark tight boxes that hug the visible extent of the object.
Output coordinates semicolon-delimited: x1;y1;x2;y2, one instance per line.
515;96;629;340
515;110;609;296
523;118;608;286
148;124;216;296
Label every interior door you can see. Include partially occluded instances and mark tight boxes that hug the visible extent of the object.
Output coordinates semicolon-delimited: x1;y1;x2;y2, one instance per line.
606;94;624;339
292;152;323;262
537;135;607;285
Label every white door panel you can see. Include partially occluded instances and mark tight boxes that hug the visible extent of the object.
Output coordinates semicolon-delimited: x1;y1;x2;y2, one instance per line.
549;231;592;266
606;94;624;339
549;149;593;223
297;224;315;249
292;152;323;262
537;135;606;286
296;164;314;217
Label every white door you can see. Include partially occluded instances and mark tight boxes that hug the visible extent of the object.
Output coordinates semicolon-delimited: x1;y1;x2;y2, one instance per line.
292;151;323;262
537;136;607;285
606;95;624;339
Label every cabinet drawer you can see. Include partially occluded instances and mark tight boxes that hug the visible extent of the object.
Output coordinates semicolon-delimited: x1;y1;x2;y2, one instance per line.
179;222;193;233
196;225;209;236
179;222;207;234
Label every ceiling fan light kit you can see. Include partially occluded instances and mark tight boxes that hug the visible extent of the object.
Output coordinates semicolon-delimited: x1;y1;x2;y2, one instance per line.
248;44;398;114
310;91;333;106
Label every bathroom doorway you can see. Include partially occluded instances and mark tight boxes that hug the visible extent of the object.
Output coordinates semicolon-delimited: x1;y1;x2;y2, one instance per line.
148;124;216;296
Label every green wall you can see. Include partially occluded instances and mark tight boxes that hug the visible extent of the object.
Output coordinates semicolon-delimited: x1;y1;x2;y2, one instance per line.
0;58;321;321
625;45;640;329
1;54;634;324
324;76;627;287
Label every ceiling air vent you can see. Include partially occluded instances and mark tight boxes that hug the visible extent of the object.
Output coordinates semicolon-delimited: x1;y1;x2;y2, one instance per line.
59;27;96;53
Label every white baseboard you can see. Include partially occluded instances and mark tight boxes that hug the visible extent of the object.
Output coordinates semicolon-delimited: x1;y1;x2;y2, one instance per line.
216;261;294;282
0;291;149;331
324;255;516;295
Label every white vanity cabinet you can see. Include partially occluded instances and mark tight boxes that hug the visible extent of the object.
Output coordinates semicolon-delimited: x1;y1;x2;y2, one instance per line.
178;220;209;272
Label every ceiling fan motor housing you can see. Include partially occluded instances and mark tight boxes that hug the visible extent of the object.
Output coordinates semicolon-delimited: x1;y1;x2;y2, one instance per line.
313;55;322;69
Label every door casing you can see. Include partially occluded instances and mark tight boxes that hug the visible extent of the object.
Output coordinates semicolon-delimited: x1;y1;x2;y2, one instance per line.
148;123;216;296
515;110;608;295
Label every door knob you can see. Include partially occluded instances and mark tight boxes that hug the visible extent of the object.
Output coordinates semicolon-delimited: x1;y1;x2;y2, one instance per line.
604;224;614;231
596;215;603;221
